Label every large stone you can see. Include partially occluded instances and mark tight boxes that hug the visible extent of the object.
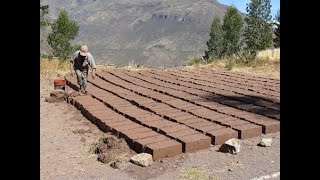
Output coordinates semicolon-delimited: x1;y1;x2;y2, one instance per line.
258;138;273;147
219;138;241;154
130;153;153;167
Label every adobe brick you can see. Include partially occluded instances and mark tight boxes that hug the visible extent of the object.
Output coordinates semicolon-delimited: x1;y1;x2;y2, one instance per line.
232;124;262;139
206;128;238;145
145;140;182;160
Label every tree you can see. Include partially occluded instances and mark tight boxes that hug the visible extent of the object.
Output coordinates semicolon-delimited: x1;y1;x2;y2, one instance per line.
273;10;280;48
47;10;79;59
222;7;244;57
205;16;224;60
40;5;49;28
244;0;273;58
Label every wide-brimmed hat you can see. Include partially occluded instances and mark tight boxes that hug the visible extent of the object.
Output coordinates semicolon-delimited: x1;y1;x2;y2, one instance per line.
79;45;88;56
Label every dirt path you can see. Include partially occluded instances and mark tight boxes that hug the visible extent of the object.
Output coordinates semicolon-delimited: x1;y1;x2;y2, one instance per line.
40;79;279;180
40;79;132;180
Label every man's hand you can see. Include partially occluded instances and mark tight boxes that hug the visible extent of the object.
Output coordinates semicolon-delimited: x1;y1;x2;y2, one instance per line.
70;61;75;77
70;70;75;77
92;71;96;79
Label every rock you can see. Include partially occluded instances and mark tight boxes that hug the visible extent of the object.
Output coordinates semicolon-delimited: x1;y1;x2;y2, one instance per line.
130;153;153;167
219;138;241;154
258;138;272;147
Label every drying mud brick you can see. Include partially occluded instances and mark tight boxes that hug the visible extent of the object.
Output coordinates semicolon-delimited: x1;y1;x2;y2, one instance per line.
119;127;152;140
126;131;160;146
233;124;262;139
147;120;176;129
145;140;183;160
134;136;170;153
161;125;189;134
177;133;211;152
167;129;200;138
197;124;225;134
255;120;280;134
223;119;250;127
206;128;239;145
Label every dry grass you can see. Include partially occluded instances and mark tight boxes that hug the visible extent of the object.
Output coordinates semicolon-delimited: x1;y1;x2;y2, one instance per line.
41;48;280;79
101;61;148;71
40;58;70;79
40;58;147;80
256;48;280;62
187;48;280;79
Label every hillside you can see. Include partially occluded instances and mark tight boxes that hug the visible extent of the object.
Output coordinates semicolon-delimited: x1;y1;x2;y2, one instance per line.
40;0;233;67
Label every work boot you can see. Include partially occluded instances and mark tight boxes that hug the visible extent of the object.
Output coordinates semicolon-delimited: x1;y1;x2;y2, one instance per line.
79;86;86;95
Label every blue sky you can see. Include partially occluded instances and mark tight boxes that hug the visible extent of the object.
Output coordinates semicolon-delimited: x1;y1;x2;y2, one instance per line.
218;0;280;18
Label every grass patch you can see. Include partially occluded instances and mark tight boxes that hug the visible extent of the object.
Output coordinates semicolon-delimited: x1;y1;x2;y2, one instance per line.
188;48;280;78
187;57;203;66
225;58;236;71
40;58;148;80
40;58;70;79
179;167;220;180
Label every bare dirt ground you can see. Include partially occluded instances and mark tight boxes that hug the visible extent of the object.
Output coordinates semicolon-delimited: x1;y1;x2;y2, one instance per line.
40;79;279;180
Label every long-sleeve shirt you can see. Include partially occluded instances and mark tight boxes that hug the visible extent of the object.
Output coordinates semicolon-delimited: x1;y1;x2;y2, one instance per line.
71;50;96;70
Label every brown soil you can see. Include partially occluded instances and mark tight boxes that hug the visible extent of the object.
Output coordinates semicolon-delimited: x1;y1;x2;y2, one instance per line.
40;79;133;180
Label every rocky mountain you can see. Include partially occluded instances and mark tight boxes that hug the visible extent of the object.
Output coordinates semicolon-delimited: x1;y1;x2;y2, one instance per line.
40;0;232;67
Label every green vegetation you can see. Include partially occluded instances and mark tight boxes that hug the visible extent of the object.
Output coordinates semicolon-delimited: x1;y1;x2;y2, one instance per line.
197;0;279;72
244;0;273;59
225;57;236;70
273;10;280;48
47;9;80;60
205;16;224;60
222;7;244;57
40;4;49;28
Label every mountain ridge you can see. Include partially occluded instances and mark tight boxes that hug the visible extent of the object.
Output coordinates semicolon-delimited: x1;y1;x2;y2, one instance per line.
40;0;235;67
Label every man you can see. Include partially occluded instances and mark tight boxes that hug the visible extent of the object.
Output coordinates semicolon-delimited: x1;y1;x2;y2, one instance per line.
70;45;96;94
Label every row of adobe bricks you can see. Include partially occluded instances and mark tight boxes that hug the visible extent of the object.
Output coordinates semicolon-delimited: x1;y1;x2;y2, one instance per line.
65;75;279;160
137;70;280;111
109;70;280;119
82;76;259;140
139;70;281;119
92;71;280;134
165;68;280;93
151;69;280;100
172;68;280;90
66;78;214;160
150;69;280;94
70;95;187;160
196;68;280;85
136;70;280;106
65;73;279;139
167;66;280;84
100;71;280;121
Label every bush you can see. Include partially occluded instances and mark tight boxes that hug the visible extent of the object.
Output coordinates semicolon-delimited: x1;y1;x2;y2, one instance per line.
225;58;236;70
187;57;203;66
